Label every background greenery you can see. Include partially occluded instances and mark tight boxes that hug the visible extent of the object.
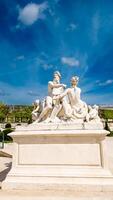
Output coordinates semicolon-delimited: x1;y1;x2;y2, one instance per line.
0;102;33;123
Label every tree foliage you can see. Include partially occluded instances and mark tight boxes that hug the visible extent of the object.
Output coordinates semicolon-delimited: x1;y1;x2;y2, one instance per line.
100;109;113;120
0;102;9;123
0;128;13;142
0;104;33;123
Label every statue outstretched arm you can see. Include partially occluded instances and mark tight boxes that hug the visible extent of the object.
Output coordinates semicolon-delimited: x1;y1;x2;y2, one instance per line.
48;81;66;89
53;89;69;101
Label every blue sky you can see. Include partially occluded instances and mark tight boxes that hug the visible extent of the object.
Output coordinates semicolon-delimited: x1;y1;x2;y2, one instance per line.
0;0;113;105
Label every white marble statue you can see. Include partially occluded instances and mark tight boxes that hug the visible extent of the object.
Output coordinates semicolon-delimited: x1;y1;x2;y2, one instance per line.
32;73;101;124
86;105;101;123
33;71;66;123
32;100;40;121
54;76;88;122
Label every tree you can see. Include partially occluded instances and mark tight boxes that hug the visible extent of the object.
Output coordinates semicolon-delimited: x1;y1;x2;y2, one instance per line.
100;110;113;120
0;102;9;122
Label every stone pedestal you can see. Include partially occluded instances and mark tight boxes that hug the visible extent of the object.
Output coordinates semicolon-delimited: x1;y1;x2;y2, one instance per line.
2;123;113;191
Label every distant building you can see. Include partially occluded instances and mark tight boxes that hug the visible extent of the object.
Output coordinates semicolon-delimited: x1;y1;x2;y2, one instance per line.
99;105;113;110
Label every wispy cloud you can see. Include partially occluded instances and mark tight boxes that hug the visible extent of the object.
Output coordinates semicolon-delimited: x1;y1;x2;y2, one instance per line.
15;55;25;61
27;90;39;97
0;89;10;96
78;53;88;77
54;0;60;4
18;2;48;26
83;92;113;105
55;17;60;26
43;64;53;70
0;81;47;104
36;57;54;70
61;57;80;67
66;23;77;32
98;79;113;86
91;12;100;45
48;8;55;16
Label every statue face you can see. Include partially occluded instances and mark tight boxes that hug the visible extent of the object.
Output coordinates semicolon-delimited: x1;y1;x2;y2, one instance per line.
71;78;77;86
54;73;60;82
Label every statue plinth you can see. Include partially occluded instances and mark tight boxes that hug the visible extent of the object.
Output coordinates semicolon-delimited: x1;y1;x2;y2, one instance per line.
2;124;113;192
17;121;104;130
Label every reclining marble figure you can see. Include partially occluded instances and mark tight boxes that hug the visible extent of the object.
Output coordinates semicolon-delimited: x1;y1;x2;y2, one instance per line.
53;76;88;122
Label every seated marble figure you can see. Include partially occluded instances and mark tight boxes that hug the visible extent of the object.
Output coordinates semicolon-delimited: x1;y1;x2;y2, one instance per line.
32;71;66;123
32;72;101;123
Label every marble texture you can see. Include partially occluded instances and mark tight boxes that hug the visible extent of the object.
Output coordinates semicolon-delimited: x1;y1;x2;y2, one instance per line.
32;74;101;124
2;127;113;191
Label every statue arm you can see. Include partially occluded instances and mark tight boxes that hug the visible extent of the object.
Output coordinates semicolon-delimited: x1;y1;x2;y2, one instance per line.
60;87;81;99
60;89;69;99
32;106;39;113
34;106;40;112
76;88;81;101
48;81;66;89
53;89;69;100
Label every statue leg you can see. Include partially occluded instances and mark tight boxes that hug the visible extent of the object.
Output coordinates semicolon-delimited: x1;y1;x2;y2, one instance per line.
62;99;72;118
49;104;62;121
32;112;38;121
36;96;52;122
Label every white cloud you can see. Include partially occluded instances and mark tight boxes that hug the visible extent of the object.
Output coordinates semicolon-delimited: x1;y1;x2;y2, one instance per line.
61;57;80;67
106;80;113;84
78;53;88;77
18;2;48;26
48;8;55;16
36;57;53;70
16;55;25;60
98;79;113;86
27;90;39;96
10;24;21;32
15;24;21;29
43;64;53;70
95;80;100;84
66;23;77;31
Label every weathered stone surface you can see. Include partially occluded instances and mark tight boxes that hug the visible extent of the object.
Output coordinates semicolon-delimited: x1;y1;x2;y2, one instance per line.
2;126;113;191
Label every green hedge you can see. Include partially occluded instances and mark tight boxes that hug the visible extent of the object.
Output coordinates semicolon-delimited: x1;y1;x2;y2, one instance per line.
100;109;113;120
0;128;13;142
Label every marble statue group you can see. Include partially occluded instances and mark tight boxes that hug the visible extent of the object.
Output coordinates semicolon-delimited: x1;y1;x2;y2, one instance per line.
3;72;111;191
32;71;101;123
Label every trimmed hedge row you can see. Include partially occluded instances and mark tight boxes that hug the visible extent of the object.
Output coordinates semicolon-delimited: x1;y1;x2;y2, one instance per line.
0;128;13;142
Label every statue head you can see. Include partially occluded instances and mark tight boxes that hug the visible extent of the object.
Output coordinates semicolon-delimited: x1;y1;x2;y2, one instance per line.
93;105;98;110
34;99;39;106
53;71;61;83
71;76;79;86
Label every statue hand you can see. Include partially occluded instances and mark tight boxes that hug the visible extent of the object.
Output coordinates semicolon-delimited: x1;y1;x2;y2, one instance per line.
53;95;60;100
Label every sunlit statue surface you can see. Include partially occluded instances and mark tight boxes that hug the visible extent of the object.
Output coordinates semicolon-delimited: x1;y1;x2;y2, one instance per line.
32;72;101;124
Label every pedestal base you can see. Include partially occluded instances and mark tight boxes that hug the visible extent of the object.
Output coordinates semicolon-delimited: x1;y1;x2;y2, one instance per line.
3;176;113;192
2;126;113;191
